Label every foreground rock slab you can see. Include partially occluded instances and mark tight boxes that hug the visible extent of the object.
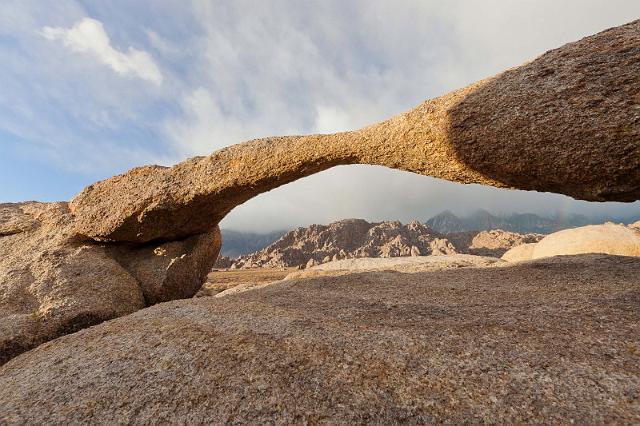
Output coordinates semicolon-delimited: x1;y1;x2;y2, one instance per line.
1;254;638;424
285;254;503;280
70;20;640;243
210;255;503;298
0;203;220;364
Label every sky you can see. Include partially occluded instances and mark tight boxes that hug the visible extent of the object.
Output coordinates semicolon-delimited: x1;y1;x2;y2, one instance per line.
1;1;639;232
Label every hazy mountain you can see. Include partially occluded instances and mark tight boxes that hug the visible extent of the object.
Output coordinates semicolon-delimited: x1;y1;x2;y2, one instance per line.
220;229;288;258
426;209;594;234
423;210;467;233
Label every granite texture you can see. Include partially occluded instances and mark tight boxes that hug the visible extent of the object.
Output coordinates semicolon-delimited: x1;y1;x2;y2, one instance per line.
70;20;640;243
1;254;638;424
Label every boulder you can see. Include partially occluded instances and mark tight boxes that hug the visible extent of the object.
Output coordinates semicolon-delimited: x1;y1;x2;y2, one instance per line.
1;255;638;424
70;20;640;243
531;223;640;259
0;203;219;365
109;231;220;304
448;230;544;257
501;243;537;262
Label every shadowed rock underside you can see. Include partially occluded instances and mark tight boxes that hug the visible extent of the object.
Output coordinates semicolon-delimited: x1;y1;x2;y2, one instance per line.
0;202;220;364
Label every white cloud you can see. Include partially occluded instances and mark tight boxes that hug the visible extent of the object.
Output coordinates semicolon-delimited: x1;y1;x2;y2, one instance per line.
314;106;354;134
41;17;162;85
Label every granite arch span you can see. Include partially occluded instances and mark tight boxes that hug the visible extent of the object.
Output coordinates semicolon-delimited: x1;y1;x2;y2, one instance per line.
70;20;640;245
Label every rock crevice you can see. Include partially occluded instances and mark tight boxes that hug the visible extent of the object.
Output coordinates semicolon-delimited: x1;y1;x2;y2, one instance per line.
0;202;220;364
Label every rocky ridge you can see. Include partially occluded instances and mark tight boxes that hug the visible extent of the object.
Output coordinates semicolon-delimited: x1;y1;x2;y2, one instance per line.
425;209;594;234
229;219;454;269
447;229;544;257
216;209;597;258
226;219;543;269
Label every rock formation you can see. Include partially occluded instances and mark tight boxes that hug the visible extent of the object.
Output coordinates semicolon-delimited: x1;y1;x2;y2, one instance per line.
501;243;537;262
198;268;291;298
229;219;456;268
1;255;638;424
227;219;543;269
531;223;640;259
69;20;640;244
0;202;220;364
213;255;234;269
502;223;640;262
447;229;544;257
1;17;639;370
285;254;504;280
424;210;468;233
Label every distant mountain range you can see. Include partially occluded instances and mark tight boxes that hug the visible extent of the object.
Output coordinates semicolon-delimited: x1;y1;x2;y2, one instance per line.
220;229;288;258
425;209;595;234
220;210;639;258
218;219;545;269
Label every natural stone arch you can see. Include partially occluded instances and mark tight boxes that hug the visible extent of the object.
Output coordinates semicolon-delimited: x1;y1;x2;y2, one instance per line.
2;19;639;365
70;20;640;244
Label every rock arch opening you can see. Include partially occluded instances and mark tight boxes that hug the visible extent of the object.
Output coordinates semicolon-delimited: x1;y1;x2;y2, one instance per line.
69;19;640;246
2;19;639;366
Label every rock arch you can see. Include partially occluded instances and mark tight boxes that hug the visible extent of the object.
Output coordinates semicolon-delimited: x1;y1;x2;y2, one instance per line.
2;19;639;365
70;19;640;244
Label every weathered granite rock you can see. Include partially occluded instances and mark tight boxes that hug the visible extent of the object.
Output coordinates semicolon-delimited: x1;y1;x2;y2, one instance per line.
213;255;234;269
0;203;220;364
212;255;504;297
1;255;638;424
531;223;640;259
447;229;544;257
231;219;456;269
70;20;640;243
501;242;537;262
501;223;640;261
109;231;221;304
0;204;39;236
285;254;503;280
0;203;143;365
